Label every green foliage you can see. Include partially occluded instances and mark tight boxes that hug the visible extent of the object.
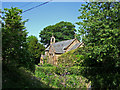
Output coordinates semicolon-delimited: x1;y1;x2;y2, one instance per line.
2;65;51;88
2;7;36;72
35;65;56;74
35;65;89;88
2;7;32;68
67;66;85;75
58;48;84;67
39;21;77;46
76;2;120;89
41;63;53;67
27;35;45;64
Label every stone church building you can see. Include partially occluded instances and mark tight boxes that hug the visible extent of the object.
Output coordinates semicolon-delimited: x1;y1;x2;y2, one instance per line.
40;35;84;65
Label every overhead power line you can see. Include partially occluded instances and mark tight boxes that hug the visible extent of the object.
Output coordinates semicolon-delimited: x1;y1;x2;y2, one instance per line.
23;0;52;13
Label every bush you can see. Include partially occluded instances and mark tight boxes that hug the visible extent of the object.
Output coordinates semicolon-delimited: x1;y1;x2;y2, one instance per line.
35;65;89;88
57;48;84;67
2;65;51;88
35;65;56;74
42;63;53;67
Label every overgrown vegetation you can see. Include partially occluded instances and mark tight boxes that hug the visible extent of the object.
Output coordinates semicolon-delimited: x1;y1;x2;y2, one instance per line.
35;65;89;88
58;48;84;67
2;7;32;69
2;2;120;89
76;2;120;89
2;7;46;88
2;65;51;88
27;35;45;65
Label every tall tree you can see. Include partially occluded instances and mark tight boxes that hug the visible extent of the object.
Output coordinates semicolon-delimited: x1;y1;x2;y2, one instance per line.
77;2;120;89
39;21;77;46
27;35;45;64
2;7;33;70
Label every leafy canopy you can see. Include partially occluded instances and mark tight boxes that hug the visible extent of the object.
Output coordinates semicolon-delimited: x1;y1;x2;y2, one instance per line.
77;2;120;89
39;21;77;46
2;7;34;70
27;35;45;64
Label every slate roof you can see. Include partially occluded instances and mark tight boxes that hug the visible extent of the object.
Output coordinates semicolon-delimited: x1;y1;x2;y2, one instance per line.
45;39;82;54
68;42;82;51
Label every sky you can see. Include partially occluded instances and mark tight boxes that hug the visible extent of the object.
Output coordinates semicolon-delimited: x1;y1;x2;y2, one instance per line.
2;2;85;40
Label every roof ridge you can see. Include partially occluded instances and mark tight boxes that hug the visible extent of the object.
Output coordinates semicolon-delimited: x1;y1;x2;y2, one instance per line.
54;39;75;44
68;42;82;51
45;38;81;53
63;38;77;49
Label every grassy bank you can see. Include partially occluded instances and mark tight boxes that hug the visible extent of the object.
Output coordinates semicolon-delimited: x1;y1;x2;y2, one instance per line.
35;65;90;88
3;63;90;89
2;65;52;88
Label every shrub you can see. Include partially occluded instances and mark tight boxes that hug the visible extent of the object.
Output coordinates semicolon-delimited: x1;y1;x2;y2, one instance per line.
42;63;53;67
57;47;85;67
35;65;56;74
